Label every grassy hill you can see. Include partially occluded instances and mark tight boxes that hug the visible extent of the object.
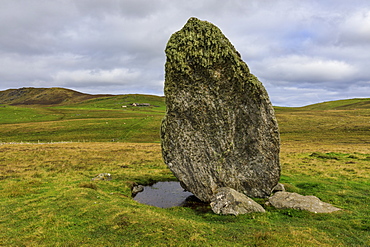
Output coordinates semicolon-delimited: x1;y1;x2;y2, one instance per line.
0;88;166;143
0;87;166;109
296;98;370;110
274;98;370;145
0;88;369;246
0;87;111;105
0;87;368;144
1;86;368;110
67;94;166;111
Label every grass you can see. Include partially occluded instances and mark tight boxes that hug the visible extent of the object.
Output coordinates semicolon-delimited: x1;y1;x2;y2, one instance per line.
275;107;370;145
298;98;370;110
0;116;162;143
66;94;165;111
0;104;164;143
0;143;369;246
1;97;369;144
0;96;369;246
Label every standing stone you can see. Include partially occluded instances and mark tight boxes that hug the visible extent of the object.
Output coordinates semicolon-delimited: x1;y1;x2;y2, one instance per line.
161;17;280;202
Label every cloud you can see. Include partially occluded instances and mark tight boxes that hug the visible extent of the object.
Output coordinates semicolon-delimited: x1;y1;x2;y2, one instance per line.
267;82;370;107
339;10;370;45
267;86;338;107
0;0;370;106
258;55;358;85
52;68;140;86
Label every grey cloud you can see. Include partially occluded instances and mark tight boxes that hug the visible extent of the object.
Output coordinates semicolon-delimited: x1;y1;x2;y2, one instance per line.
1;0;370;106
257;55;358;84
338;10;370;45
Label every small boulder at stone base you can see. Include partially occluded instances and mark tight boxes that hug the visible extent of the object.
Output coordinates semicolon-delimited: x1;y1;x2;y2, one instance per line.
210;187;266;215
268;192;341;213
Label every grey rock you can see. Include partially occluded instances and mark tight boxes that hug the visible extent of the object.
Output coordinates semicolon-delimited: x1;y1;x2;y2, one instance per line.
268;192;341;213
92;173;112;181
210;187;266;215
161;17;280;202
132;185;144;195
272;183;285;193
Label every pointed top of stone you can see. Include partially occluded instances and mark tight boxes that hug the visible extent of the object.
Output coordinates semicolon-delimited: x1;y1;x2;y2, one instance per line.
165;17;249;75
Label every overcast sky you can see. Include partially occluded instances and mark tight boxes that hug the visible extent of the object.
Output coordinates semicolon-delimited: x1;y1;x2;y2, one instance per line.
1;0;369;106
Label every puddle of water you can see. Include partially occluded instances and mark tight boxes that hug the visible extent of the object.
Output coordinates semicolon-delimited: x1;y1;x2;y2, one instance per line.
133;181;202;208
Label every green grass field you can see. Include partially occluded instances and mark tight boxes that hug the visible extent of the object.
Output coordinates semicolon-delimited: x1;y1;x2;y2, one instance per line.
0;93;369;246
0;94;165;143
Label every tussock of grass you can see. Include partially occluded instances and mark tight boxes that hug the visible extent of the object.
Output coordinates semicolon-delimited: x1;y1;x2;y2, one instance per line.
78;182;98;190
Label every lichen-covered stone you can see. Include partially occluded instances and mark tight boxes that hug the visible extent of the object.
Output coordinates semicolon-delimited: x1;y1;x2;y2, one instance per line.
132;185;144;195
210;187;266;215
272;183;286;193
268;192;341;213
161;17;280;202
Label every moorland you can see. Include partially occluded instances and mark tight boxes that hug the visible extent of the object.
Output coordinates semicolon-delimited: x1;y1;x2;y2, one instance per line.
0;87;369;246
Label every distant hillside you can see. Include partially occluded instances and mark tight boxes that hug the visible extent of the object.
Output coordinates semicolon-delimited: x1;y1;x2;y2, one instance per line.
1;87;368;110
69;94;166;109
0;87;166;110
0;87;112;105
298;98;370;110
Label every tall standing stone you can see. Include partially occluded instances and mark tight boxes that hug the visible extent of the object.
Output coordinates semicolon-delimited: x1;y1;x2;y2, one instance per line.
161;17;280;202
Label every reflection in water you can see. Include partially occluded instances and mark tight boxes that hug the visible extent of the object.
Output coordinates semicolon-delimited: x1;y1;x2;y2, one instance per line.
133;181;204;209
